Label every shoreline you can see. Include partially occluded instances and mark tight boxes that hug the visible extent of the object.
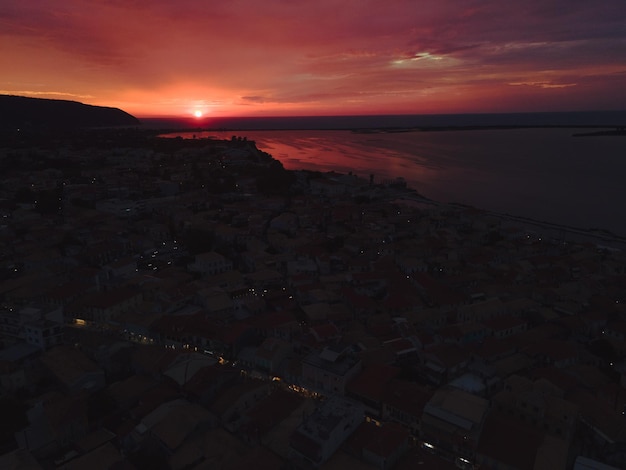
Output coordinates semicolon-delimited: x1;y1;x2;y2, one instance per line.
393;193;626;250
153;130;626;245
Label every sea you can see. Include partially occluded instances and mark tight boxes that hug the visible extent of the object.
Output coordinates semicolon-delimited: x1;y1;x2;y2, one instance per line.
140;112;626;238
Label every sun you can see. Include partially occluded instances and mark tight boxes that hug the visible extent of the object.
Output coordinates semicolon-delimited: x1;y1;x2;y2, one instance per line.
193;110;203;118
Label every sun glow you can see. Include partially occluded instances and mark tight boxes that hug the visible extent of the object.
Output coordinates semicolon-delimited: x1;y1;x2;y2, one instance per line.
193;110;203;118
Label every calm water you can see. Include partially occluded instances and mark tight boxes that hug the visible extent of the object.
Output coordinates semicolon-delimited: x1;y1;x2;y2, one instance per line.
162;127;626;236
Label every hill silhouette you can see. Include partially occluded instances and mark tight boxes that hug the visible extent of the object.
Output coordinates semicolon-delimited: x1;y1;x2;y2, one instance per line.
0;95;139;130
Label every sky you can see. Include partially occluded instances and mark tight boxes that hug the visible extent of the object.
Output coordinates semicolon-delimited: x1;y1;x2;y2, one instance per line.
1;0;625;118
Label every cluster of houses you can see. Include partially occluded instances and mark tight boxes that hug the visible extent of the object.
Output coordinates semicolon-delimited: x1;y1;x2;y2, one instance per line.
1;132;626;469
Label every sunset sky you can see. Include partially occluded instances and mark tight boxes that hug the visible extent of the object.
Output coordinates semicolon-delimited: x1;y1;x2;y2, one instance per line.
2;0;625;118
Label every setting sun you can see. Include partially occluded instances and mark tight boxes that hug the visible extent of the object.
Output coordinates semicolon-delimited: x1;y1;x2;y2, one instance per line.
193;110;203;118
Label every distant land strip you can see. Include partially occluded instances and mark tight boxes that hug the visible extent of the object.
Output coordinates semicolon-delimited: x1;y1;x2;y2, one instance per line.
572;128;626;137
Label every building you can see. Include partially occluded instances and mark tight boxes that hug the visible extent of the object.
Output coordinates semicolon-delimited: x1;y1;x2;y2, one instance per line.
23;319;63;351
476;411;569;470
0;305;63;351
39;345;106;395
188;251;233;276
382;379;434;436
345;420;410;470
346;363;401;419
71;287;143;324
492;375;579;441
420;387;489;466
289;396;364;467
15;391;89;458
301;344;362;395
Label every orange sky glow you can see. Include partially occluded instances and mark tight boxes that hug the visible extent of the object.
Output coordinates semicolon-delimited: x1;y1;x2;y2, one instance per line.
1;1;625;118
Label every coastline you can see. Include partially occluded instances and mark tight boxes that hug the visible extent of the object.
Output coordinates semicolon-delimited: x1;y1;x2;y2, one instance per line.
394;194;626;250
156;126;626;240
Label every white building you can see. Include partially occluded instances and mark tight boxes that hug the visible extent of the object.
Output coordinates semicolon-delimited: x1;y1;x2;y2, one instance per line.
188;251;233;276
0;305;63;351
301;344;362;395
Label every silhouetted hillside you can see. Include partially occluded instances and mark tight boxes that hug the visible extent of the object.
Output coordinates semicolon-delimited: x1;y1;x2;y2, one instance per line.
0;95;139;130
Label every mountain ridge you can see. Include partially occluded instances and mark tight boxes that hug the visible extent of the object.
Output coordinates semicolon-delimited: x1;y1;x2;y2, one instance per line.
0;94;139;130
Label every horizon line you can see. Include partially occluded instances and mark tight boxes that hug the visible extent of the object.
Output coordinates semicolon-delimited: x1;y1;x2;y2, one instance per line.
136;109;626;120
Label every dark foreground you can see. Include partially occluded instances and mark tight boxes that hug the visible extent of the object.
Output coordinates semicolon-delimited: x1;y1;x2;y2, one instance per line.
0;129;625;469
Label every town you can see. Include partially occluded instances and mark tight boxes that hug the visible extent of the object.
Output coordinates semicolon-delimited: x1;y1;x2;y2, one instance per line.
1;129;625;469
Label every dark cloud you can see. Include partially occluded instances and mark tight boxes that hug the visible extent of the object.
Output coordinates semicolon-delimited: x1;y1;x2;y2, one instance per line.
241;96;268;103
